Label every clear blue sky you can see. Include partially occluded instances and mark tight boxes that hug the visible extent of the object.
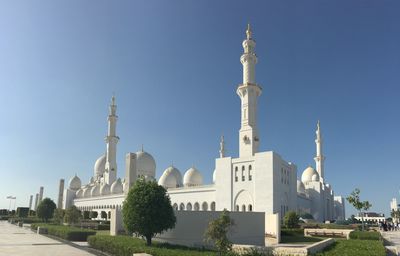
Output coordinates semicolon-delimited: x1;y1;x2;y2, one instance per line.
0;1;399;218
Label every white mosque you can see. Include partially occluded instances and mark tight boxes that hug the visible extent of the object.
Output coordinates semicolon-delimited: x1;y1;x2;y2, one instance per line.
61;25;345;223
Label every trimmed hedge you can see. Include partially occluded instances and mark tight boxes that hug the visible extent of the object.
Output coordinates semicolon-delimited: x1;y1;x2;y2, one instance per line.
88;235;217;256
31;223;96;241
349;230;381;240
97;224;110;230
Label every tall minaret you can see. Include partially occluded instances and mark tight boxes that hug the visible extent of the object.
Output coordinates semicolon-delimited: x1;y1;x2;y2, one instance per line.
104;95;119;185
314;120;325;182
219;135;225;158
237;24;262;157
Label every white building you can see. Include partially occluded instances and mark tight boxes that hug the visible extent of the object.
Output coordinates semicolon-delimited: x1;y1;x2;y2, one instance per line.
355;212;385;223
61;25;344;223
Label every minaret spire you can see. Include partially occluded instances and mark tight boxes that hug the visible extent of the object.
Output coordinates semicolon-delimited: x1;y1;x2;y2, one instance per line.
237;24;262;157
219;135;225;158
104;95;119;185
314;120;325;182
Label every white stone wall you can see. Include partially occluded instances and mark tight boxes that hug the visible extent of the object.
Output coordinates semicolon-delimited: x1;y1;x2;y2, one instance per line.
155;211;265;247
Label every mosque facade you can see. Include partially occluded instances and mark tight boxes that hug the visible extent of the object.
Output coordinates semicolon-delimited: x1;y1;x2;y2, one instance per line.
62;25;345;223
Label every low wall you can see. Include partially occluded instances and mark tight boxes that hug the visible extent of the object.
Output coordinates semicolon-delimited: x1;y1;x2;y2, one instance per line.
155;211;265;248
110;208;124;235
304;228;353;239
265;213;280;243
233;238;334;256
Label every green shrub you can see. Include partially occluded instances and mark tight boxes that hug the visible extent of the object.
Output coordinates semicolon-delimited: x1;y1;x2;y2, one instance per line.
31;223;96;241
88;235;217;256
281;228;303;236
97;224;110;230
283;211;299;228
349;230;381;240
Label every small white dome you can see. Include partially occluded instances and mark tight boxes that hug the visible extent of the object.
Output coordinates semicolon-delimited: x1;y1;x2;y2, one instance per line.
94;154;106;178
312;173;320;182
136;150;156;178
213;169;217;184
158;166;182;188
82;186;91;197
69;175;81;191
297;180;306;194
90;184;100;197
301;166;318;183
75;189;83;198
183;167;203;187
100;183;110;195
110;178;123;194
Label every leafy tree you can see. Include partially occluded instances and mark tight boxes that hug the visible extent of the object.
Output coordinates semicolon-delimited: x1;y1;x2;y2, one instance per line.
53;208;65;224
64;206;81;224
346;188;372;231
36;198;56;222
204;210;234;256
89;211;98;219
284;211;300;228
101;211;107;220
299;212;314;220
122;179;176;245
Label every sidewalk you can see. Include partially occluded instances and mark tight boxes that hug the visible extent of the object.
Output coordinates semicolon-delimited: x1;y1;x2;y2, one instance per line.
381;231;400;256
0;221;94;256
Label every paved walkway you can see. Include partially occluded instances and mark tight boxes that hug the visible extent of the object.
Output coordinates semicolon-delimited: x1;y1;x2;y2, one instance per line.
0;221;94;256
381;231;400;256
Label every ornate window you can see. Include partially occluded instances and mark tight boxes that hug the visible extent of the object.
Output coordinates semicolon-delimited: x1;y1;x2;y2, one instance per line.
248;204;253;212
242;166;245;181
235;167;238;182
248;165;252;181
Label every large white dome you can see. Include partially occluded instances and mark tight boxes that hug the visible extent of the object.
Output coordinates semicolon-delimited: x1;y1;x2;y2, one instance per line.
301;166;318;183
94;154;106;178
158;166;182;188
297;180;306;194
136;150;156;178
69;175;81;191
90;184;100;197
75;188;83;198
110;178;123;194
312;173;320;182
183;167;203;187
100;183;110;195
82;186;91;197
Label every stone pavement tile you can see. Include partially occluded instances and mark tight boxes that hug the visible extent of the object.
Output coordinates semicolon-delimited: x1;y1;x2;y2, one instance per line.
0;221;94;256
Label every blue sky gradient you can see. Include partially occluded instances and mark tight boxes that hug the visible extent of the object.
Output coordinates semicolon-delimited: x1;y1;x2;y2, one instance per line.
0;1;399;217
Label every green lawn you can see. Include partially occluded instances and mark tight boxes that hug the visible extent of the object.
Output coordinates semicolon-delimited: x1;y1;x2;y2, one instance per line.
88;235;218;256
315;239;386;256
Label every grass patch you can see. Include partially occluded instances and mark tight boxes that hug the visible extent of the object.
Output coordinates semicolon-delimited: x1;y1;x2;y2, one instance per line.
349;230;381;240
88;235;217;256
281;228;323;244
31;223;96;241
315;239;386;256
